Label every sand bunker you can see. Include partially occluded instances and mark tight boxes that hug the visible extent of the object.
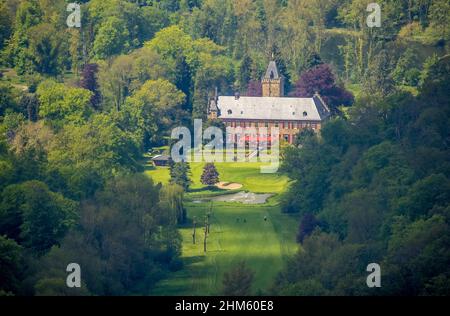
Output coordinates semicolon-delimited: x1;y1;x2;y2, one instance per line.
216;182;243;190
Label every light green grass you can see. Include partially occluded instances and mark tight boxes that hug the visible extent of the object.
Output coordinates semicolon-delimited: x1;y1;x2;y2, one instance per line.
145;156;297;295
150;202;298;295
145;161;290;194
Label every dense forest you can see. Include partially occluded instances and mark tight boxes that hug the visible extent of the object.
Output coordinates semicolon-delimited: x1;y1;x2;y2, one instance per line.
0;0;449;296
278;56;450;295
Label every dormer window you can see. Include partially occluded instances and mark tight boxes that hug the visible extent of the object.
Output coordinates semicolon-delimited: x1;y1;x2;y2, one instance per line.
292;112;295;115
227;109;232;115
303;111;308;117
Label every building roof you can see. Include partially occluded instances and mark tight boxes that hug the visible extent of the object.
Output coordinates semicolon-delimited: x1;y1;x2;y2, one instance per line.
216;95;330;121
152;154;170;161
209;97;218;112
263;60;280;80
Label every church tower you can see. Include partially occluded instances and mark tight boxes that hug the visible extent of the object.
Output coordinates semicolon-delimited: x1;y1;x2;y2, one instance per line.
261;58;284;97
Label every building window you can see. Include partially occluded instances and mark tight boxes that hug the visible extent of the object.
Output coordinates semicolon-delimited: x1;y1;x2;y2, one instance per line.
275;122;279;127
303;111;308;117
227;109;232;115
265;122;269;128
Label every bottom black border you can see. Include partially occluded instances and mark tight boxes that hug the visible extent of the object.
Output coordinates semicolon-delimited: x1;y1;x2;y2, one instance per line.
1;296;444;315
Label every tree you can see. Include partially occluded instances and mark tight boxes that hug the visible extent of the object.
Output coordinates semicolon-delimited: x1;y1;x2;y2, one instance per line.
290;64;354;113
392;48;418;85
239;53;252;90
27;23;67;76
47;114;140;199
0;236;24;295
383;215;450;295
293;128;315;147
80;64;101;110
0;181;77;254
159;184;186;224
18;94;39;121
93;16;130;59
297;212;319;243
5;0;43;75
426;0;450;43
0;83;18;117
363;50;396;98
222;261;254;296
98;54;134;111
0;2;12;50
270;43;291;93
36;80;92;127
169;161;192;190
125;79;186;146
35;174;182;295
200;163;219;186
246;80;262;97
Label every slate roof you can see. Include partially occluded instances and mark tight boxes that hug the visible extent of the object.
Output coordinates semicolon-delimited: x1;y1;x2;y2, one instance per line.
152;154;170;161
209;97;218;112
216;95;330;121
263;61;280;80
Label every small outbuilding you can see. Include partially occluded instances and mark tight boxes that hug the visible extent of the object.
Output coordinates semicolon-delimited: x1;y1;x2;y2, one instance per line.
152;154;171;166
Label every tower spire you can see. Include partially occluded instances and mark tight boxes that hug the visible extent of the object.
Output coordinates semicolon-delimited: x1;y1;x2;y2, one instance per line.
262;59;284;97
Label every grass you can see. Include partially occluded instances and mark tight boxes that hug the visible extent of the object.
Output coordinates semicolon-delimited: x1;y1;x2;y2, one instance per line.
150;202;298;295
144;156;297;295
144;160;290;194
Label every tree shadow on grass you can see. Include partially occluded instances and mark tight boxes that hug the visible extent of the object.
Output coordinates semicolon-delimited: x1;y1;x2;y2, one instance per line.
183;255;205;266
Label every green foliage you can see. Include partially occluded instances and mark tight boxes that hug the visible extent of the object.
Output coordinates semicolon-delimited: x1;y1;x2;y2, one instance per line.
94;17;130;59
0;235;24;295
159;184;186;224
222;261;254;296
124;79;185;146
36;80;93;127
200;162;219;186
27;23;67;76
169;161;192;190
0;83;18;116
393;49;419;86
277;58;450;295
47;114;140;198
35;174;181;295
0;181;77;254
0;0;448;297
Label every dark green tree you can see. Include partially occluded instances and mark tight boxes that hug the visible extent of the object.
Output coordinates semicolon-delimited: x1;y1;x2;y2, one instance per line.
0;236;24;295
200;163;219;186
169;161;192;190
222;261;254;296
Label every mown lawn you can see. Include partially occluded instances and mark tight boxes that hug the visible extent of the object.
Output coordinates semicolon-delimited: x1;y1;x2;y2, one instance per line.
145;161;290;194
145;158;297;295
150;202;298;295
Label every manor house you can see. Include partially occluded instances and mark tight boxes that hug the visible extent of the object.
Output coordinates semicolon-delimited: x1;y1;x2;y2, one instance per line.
208;60;331;144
